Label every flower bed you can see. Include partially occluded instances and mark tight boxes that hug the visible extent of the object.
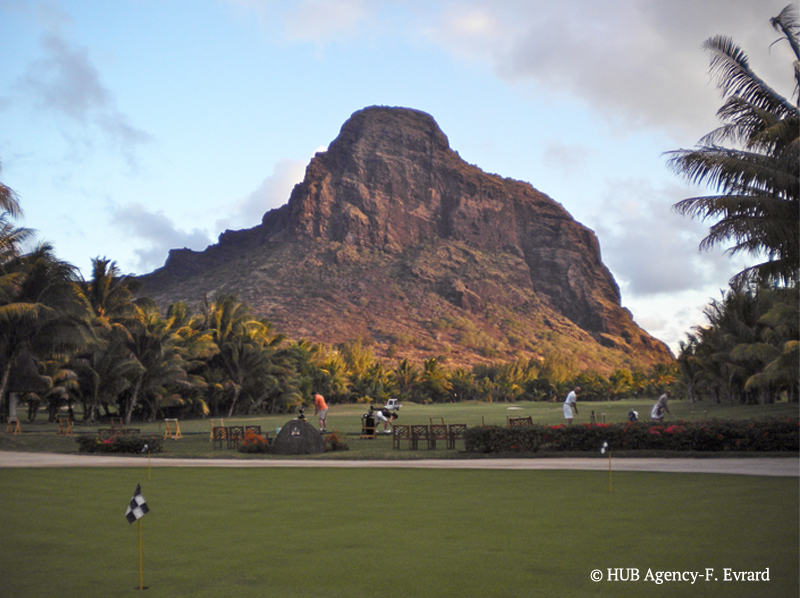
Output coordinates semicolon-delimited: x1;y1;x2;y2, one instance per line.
463;419;799;453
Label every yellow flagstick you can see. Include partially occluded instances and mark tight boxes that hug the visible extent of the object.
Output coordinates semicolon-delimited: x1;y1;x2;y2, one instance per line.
138;518;144;591
608;450;613;494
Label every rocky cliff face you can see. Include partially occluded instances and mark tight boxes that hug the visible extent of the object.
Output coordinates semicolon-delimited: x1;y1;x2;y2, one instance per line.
140;106;672;371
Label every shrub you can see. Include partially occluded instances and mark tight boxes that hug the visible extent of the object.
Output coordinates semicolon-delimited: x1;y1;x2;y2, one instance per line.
324;430;349;452
76;434;163;454
238;430;270;454
464;426;543;453
464;419;799;454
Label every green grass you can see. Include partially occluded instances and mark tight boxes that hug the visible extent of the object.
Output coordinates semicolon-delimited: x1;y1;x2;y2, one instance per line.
0;467;796;598
1;398;798;460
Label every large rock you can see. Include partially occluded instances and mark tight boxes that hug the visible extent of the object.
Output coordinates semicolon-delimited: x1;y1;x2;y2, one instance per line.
270;419;325;455
139;106;672;371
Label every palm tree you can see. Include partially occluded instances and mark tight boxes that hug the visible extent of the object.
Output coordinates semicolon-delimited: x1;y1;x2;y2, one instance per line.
199;294;287;417
0;243;94;417
73;324;143;422
0;213;34;268
668;5;799;285
122;303;194;423
391;358;419;402
416;357;452;403
0;161;22;218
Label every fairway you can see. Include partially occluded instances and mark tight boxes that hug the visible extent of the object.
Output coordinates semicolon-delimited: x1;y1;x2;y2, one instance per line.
0;466;796;598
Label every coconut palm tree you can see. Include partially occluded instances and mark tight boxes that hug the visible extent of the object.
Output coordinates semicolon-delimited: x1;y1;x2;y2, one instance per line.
668;5;799;285
0;162;21;218
0;243;94;417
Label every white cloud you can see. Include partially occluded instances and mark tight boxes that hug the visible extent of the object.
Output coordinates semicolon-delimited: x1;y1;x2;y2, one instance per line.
592;178;740;296
283;0;371;44
215;158;306;233
542;139;591;175
110;204;212;273
14;31;151;169
426;0;796;141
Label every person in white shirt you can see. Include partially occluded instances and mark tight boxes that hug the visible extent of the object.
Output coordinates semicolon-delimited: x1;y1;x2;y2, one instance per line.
563;387;580;424
651;392;671;421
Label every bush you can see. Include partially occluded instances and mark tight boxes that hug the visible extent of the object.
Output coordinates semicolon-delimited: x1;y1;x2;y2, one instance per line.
238;430;270;454
464;426;544;453
324;430;349;452
76;434;163;454
464;419;799;454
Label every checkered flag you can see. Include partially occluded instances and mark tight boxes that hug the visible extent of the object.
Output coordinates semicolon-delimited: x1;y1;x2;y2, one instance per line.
600;441;609;455
125;484;149;524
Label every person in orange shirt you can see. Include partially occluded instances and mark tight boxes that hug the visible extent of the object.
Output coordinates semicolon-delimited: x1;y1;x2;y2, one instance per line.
313;392;328;432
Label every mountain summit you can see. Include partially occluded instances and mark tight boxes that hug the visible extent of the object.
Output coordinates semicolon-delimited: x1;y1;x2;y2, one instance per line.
140;106;672;370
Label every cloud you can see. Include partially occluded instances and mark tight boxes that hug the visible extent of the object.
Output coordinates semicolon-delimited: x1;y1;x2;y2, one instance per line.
215;158;307;232
591;178;740;296
426;0;796;141
15;31;151;168
283;0;370;43
542;139;591;175
110;204;212;273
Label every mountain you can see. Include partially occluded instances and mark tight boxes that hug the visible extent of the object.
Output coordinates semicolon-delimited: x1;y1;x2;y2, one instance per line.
139;106;673;372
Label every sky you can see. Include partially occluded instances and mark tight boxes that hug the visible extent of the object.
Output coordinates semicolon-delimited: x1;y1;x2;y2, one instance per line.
1;0;796;354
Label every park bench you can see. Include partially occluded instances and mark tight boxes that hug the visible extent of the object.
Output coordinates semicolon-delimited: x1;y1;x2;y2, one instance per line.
447;424;468;449
392;424;411;450
507;416;533;427
209;419;225;440
212;426;227;449
429;420;448;449
227;425;244;449
410;424;431;450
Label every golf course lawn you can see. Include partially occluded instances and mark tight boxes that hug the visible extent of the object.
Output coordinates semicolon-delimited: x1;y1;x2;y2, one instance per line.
0;466;796;598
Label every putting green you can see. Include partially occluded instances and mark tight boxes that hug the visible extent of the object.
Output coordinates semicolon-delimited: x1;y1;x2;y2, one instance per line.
0;467;796;598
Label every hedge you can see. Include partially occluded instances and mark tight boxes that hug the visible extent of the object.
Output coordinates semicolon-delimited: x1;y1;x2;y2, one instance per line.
463;419;800;453
76;434;164;454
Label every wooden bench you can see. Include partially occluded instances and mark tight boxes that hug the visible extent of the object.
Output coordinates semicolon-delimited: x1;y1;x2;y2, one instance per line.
209;419;225;440
212;426;227;449
447;424;468;449
508;416;533;427
392;424;411;450
227;425;244;449
429;423;448;449
245;425;262;437
410;424;431;450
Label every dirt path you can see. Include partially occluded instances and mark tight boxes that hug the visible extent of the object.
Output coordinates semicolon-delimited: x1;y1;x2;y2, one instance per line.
1;451;797;476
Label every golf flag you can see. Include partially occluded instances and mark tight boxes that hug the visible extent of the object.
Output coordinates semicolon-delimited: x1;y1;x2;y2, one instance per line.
600;441;609;454
125;484;149;524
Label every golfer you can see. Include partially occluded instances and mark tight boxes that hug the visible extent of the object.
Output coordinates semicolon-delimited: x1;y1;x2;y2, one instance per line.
374;407;397;434
314;392;328;432
651;391;671;421
563;387;580;424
